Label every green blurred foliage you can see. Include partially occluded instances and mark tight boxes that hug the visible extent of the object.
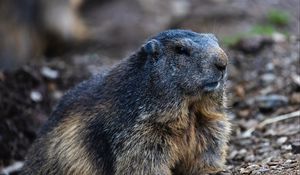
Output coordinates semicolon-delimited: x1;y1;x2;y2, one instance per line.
250;25;276;36
267;9;290;26
222;34;243;47
221;9;290;47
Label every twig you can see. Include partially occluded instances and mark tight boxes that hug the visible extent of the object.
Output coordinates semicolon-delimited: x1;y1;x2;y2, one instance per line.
257;110;300;128
242;110;300;138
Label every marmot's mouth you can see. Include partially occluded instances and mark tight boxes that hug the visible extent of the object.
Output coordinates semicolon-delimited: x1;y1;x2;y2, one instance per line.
203;81;220;92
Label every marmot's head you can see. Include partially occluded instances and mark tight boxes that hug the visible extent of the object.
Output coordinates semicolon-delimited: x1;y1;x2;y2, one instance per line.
140;29;228;98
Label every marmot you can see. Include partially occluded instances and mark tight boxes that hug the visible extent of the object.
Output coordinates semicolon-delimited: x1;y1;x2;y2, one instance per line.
22;29;231;175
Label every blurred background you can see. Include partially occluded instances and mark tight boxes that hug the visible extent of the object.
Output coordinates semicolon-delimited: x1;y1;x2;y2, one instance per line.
0;0;299;174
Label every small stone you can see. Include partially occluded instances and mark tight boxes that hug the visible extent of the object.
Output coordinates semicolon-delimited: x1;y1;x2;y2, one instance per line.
252;171;262;175
269;165;278;170
234;149;248;160
52;91;63;100
291;141;300;154
30;91;42;102
261;73;276;84
291;73;300;87
265;63;274;71
272;32;286;43
232;36;273;54
284;159;293;164
227;113;236;120
41;67;59;79
276;137;288;144
282;145;292;150
255;167;270;173
257;147;270;154
245;154;255;162
259;86;273;95
255;94;288;111
284;163;298;169
239;149;247;155
267;162;279;166
290;93;300;104
1;161;24;175
243;164;260;173
240;168;251;174
238;109;250;118
240;119;258;129
235;85;245;98
261;157;273;164
229;150;238;159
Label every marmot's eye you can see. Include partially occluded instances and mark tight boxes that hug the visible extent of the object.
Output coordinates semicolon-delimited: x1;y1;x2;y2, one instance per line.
175;46;190;56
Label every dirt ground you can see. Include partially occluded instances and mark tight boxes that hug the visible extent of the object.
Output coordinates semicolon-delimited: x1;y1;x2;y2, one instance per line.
0;0;299;174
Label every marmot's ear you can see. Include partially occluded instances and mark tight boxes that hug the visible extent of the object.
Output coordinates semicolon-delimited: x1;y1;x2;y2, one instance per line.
142;39;162;59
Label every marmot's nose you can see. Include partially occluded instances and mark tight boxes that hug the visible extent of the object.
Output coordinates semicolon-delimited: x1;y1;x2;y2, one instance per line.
212;48;228;71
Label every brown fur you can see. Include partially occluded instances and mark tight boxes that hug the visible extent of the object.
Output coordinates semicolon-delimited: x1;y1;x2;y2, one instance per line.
46;115;96;175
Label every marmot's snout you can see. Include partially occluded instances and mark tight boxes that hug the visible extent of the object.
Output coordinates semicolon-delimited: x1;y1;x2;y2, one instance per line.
212;48;228;72
202;47;228;92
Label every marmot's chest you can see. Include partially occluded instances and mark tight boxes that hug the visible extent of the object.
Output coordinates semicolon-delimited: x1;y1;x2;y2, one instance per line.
176;114;214;160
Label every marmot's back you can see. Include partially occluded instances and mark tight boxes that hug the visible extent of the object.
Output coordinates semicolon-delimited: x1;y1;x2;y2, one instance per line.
22;74;114;175
22;29;231;175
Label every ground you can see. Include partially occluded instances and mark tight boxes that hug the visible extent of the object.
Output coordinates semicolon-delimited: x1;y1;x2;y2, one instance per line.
0;0;299;174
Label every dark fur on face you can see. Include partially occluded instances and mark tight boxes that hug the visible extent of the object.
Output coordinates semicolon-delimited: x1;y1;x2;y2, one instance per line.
22;29;231;175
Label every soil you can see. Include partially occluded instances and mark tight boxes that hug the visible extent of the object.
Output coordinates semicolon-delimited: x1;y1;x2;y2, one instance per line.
0;0;299;174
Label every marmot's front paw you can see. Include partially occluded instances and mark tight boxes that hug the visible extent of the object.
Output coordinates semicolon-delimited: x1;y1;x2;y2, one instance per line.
199;148;227;174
